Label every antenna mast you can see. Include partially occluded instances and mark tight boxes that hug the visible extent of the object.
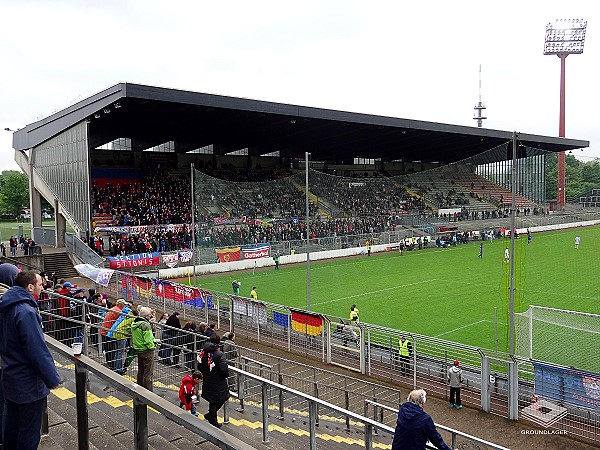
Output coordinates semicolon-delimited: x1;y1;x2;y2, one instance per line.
473;64;487;127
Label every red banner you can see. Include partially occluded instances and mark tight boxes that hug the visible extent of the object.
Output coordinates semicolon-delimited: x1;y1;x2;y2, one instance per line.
215;247;241;263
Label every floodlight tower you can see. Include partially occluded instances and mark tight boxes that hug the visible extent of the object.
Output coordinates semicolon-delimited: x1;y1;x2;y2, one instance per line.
473;64;487;127
544;19;587;208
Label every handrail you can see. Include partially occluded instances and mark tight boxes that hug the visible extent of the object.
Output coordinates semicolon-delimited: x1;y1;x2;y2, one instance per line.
230;365;393;450
44;334;257;450
239;356;273;369
364;399;510;450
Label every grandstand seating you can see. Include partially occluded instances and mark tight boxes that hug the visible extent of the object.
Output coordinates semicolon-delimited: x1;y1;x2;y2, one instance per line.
457;173;538;210
89;166;545;253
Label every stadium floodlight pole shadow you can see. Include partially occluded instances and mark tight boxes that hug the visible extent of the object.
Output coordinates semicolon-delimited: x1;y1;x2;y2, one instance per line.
544;19;587;209
509;132;518;356
305;151;311;311
191;162;197;287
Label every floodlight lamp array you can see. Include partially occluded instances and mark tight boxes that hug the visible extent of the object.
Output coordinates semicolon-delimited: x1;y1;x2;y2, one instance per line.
544;19;587;55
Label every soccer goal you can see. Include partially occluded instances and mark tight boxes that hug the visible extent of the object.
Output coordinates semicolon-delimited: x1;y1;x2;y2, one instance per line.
515;305;600;373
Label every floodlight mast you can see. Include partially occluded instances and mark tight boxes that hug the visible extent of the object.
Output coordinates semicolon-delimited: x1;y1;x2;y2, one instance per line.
544;19;587;209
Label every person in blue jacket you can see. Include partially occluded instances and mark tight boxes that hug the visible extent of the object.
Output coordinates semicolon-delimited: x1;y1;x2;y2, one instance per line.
0;270;62;450
392;389;450;450
0;263;22;450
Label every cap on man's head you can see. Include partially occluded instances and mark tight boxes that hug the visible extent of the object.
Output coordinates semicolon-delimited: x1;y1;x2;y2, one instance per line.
74;288;86;294
454;360;460;366
63;281;73;288
199;322;208;327
102;293;109;299
116;299;127;305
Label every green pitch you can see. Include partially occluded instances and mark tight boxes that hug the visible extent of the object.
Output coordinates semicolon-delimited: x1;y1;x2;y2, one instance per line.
195;226;600;352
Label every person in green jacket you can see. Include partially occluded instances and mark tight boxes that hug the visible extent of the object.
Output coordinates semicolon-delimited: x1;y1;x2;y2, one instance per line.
111;307;137;375
131;306;156;391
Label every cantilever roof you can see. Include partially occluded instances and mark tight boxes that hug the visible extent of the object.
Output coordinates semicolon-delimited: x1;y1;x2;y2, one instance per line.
13;82;589;164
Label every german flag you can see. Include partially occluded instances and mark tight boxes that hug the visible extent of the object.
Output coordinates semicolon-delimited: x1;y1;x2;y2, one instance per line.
135;276;153;298
291;310;323;337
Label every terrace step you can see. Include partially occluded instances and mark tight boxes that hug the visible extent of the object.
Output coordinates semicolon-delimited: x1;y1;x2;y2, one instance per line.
43;250;78;279
45;358;220;450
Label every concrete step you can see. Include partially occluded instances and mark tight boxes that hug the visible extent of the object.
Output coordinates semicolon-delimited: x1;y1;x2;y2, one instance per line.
41;409;101;450
43;251;78;278
45;394;130;450
48;361;219;450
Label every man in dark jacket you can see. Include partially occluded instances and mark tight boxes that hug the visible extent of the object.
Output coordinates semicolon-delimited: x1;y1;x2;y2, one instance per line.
198;334;229;428
0;263;21;449
391;389;450;450
165;312;182;366
0;270;62;450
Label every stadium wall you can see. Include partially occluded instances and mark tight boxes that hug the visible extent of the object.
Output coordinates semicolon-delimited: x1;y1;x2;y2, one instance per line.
158;218;600;279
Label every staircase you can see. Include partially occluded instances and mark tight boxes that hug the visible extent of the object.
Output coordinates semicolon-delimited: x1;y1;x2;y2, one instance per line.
41;355;220;450
43;251;79;279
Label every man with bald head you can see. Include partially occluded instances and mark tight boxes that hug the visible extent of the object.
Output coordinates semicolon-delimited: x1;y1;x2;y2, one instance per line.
391;389;450;450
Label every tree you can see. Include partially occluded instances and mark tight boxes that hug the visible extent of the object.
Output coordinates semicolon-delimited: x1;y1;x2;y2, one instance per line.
0;170;29;217
545;153;600;202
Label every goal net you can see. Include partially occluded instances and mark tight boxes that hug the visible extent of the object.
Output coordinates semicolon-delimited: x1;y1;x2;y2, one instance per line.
515;306;600;373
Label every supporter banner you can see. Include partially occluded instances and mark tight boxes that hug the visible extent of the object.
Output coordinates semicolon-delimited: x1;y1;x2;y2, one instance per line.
162;253;179;268
533;361;600;410
216;247;241;263
232;297;267;325
241;217;263;226
242;244;270;260
94;224;187;234
178;250;193;263
273;311;289;328
120;273;136;300
108;252;160;269
213;217;244;226
153;279;212;308
197;289;213;309
74;264;114;288
261;218;274;228
290;309;323;336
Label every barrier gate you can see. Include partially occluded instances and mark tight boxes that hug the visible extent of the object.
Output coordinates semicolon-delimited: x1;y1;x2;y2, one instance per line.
326;317;365;373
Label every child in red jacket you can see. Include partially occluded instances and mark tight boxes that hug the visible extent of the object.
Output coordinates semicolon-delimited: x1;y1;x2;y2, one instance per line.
179;370;202;416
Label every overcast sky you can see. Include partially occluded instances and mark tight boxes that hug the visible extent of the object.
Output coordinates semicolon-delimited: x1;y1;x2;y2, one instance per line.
1;0;597;173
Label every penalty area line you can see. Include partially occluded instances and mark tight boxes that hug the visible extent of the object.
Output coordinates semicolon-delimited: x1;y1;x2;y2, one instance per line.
312;279;439;307
434;320;489;338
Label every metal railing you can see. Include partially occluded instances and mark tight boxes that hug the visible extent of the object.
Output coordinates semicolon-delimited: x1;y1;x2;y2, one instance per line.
65;232;104;266
229;366;392;450
364;399;510;450
32;226;57;247
45;269;599;448
114;286;599;447
44;334;256;450
40;293;510;449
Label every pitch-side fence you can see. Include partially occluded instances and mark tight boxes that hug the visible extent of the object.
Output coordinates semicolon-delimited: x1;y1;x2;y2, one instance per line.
41;290;510;450
44;281;600;447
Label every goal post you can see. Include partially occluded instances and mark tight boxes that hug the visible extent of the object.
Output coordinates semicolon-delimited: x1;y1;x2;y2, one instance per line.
515;305;600;373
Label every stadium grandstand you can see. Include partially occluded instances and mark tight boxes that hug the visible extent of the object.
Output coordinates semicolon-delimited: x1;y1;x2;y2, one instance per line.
8;83;600;449
11;82;588;245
